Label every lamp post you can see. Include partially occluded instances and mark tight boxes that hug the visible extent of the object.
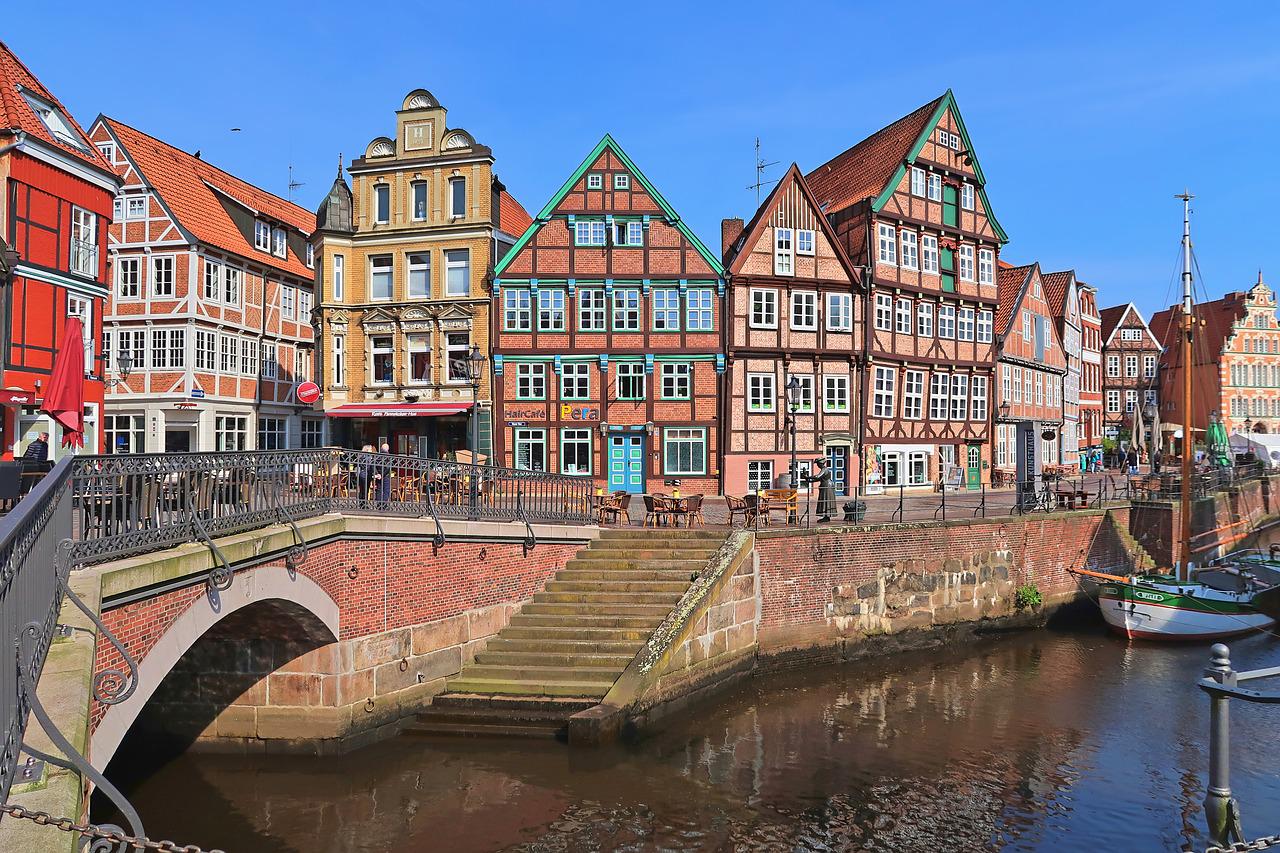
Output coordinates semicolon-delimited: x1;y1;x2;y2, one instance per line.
785;376;801;488
107;350;133;388
1244;417;1253;436
998;400;1011;422
465;345;487;463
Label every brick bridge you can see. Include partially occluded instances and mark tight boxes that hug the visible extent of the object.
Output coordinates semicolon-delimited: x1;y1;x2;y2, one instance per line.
10;449;1270;851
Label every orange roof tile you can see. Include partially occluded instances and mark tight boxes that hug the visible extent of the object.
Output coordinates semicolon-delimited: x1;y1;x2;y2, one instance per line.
996;263;1034;336
1151;291;1249;367
1099;304;1130;342
498;190;533;237
1040;270;1074;319
805;95;945;215
102;117;314;278
0;40;110;172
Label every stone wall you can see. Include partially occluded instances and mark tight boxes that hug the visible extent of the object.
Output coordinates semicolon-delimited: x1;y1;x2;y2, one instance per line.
1128;474;1279;567
752;507;1141;660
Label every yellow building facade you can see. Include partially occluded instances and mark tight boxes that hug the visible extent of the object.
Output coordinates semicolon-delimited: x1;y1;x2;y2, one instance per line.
311;89;529;457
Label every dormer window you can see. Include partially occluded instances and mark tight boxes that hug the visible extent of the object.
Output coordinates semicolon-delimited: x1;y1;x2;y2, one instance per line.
272;226;287;258
96;142;114;161
587;173;603;190
20;88;88;151
614;174;630;190
254;220;271;251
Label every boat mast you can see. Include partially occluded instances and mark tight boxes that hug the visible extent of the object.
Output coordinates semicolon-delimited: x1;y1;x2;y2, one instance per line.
1177;191;1195;582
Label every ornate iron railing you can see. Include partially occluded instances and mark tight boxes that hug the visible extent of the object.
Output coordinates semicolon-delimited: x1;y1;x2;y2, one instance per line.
0;457;73;804
69;448;595;567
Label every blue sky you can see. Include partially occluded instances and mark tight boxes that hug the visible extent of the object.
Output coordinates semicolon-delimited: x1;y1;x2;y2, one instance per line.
7;2;1276;318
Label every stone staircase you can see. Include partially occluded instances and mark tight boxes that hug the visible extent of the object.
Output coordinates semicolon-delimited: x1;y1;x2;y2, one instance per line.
403;527;727;739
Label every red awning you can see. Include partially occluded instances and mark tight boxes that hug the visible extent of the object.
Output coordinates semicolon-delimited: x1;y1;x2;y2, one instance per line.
0;388;34;406
328;402;474;418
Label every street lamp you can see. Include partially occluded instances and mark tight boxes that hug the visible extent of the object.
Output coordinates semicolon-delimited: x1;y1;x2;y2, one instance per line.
1244;417;1253;435
998;400;1012;422
106;349;133;388
785;376;801;488
464;345;487;463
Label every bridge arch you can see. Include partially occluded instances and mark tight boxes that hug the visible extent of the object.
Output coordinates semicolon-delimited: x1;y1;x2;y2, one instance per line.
91;565;339;772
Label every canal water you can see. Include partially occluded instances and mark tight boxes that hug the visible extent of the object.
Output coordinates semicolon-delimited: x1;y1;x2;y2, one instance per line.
114;620;1280;852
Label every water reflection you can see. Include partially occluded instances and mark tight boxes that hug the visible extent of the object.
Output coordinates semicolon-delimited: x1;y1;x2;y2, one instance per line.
114;625;1280;851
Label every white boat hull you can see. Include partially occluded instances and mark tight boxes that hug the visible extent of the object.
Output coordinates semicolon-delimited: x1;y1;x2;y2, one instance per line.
1097;585;1274;641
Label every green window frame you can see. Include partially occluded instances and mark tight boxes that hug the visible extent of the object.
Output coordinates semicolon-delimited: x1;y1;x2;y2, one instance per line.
613;289;641;331
503;289;531;331
516;363;546;400
653;288;681;331
616;363;645;400
686;288;713;331
560;362;591;401
663;427;707;476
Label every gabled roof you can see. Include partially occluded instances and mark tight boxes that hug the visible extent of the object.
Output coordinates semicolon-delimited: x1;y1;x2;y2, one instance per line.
804;90;1008;243
1151;290;1251;366
496;134;722;276
1041;270;1076;322
1100;302;1160;348
724;162;859;285
0;40;111;172
996;263;1035;337
498;189;532;238
99;116;314;278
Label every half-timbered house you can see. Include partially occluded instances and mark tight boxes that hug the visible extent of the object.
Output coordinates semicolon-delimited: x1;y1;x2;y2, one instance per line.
806;91;1005;491
1077;281;1104;456
88;117;320;452
0;41;120;457
721;164;862;497
993;263;1066;479
1042;269;1083;467
491;135;723;494
1100;302;1161;448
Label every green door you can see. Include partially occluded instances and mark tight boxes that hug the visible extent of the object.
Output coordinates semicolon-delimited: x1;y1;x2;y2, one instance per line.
942;185;958;228
941;247;956;293
966;445;981;489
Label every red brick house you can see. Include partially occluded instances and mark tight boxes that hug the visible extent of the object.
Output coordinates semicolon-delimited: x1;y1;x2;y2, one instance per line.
1041;269;1083;468
806;91;1006;491
993;263;1066;477
490;135;723;494
720;164;862;496
1076;281;1104;454
1100;302;1161;447
87;117;319;453
1151;273;1280;439
0;41;121;457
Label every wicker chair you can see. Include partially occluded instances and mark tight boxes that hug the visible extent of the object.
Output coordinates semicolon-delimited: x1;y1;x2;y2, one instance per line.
684;493;705;527
599;493;632;525
643;494;673;528
726;495;752;527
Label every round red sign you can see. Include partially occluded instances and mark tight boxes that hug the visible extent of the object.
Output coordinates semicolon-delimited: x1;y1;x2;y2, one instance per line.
296;381;321;405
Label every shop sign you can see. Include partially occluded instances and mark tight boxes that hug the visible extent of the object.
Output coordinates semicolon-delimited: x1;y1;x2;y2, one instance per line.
506;405;546;421
560;404;600;421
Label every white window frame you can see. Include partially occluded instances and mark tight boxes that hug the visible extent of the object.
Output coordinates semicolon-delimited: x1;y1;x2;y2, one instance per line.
971;375;988;421
927;173;942;201
748;372;776;412
922;235;939;274
686;288;713;331
903;369;925;420
789;374;815;413
332;254;345;301
958;307;975;342
895;297;912;335
125;195;147;220
514;428;547;472
900;230;918;270
70;207;98;277
662;428;706;476
614;173;630;190
930;373;950;420
116;257;141;299
407;334;431;383
574;220;607;246
791;290;817;331
917;301;934;337
445;249;469;297
578;289;607;332
796;229;815;255
332;335;345;386
516;363;546;400
910;167;926;197
616;362;645;400
652;288;681;331
659;363;692;400
612;288;641;331
872;367;896;418
254;220;271;251
407;252;431;298
560;428;593;476
977;309;993;343
961;183;975;210
950;374;969;420
978;249;995;285
272;226;287;258
874;293;893;332
370;335;394;385
561;362;591;400
449;177;466;218
537;289;567;332
823;374;850;413
504;289;532;332
750;288;778;329
877;224;897;265
370;255;393;300
938;305;956;339
958;245;975;282
774;227;794;276
222;266;240;305
826;293;852;332
411;181;429;221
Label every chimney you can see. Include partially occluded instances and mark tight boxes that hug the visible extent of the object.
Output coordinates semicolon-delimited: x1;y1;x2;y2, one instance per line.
721;218;745;258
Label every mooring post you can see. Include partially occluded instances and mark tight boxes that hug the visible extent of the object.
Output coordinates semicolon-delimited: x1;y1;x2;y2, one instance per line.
1203;642;1242;847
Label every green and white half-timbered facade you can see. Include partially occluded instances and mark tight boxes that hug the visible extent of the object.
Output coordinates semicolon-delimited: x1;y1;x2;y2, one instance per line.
491;135;724;494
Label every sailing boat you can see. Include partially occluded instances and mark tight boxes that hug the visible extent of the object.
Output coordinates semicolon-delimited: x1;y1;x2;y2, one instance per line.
1072;193;1280;640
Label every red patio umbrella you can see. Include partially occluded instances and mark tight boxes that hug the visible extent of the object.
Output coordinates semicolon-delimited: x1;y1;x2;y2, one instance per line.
40;316;85;449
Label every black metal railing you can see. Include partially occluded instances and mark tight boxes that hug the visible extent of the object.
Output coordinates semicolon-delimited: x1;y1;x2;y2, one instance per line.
1129;460;1267;502
0;457;73;804
68;448;595;567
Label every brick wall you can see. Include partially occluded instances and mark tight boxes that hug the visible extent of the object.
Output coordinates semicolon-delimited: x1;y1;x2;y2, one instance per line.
94;537;576;735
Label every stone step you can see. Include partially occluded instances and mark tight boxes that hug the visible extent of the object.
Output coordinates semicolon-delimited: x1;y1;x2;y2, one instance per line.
532;590;684;606
545;579;691;594
498;625;654;642
431;694;596;715
474;650;635;669
507;613;663;631
564;558;707;572
484;637;644;656
597;528;727;541
583;541;720;555
461;663;621;683
575;548;720;562
401;719;565;740
556;568;698;583
445;677;612;699
519;602;675;618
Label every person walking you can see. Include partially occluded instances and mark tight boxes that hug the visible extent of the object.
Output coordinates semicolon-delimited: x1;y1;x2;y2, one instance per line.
375;442;392;505
1126;447;1139;476
23;431;49;462
356;444;374;501
804;457;837;523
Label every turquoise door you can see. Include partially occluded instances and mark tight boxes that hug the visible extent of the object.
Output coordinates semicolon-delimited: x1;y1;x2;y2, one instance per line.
608;435;644;493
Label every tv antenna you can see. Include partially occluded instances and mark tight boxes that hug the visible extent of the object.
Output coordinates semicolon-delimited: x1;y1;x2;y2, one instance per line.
287;164;305;202
746;137;779;204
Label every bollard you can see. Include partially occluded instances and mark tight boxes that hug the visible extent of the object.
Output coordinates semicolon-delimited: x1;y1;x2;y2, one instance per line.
1203;643;1244;847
